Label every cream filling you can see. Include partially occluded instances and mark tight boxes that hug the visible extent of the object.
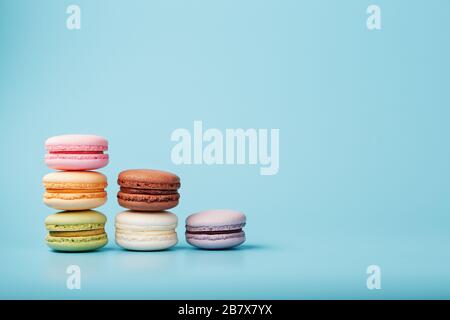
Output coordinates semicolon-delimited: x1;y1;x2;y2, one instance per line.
46;223;105;231
115;223;177;231
43;182;107;189
44;191;106;200
46;234;108;243
115;229;176;241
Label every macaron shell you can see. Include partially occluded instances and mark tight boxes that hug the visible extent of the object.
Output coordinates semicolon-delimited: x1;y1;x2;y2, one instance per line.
45;154;108;171
115;232;178;251
186;209;246;228
43;171;107;188
117;193;179;211
44;197;107;211
45;134;108;151
46;234;108;252
45;210;107;226
186;231;245;250
115;211;178;230
118;169;180;190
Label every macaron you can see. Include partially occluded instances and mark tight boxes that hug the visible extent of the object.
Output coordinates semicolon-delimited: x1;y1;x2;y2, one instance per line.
45;134;109;171
185;209;246;249
45;210;108;252
115;211;178;251
117;169;180;211
43;171;107;211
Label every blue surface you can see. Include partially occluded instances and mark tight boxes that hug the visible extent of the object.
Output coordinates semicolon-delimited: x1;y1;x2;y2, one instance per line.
1;0;450;299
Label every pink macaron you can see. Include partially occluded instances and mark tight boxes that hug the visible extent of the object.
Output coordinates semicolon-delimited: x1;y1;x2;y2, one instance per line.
45;134;109;171
185;209;246;249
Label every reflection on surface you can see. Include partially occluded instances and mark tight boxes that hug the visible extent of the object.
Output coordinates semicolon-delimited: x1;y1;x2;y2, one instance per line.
114;245;182;272
43;242;265;285
180;244;248;269
44;247;110;282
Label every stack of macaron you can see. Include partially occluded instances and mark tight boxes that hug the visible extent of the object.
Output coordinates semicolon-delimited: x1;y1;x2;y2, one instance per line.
115;169;180;251
43;134;109;252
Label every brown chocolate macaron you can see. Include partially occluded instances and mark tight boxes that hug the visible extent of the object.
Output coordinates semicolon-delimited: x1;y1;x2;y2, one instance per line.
117;169;181;211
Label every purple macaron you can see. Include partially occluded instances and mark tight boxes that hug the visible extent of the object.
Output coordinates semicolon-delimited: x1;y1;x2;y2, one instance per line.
185;209;246;249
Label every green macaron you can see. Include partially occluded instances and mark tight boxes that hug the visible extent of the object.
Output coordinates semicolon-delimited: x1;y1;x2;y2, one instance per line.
45;210;108;252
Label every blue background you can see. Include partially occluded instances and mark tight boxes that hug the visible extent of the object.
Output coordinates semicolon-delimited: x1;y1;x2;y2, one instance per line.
1;0;450;299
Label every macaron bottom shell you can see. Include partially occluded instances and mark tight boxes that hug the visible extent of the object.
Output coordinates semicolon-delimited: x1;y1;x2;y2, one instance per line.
186;231;245;250
46;234;108;252
117;197;179;212
44;197;107;211
45;156;109;171
115;232;178;251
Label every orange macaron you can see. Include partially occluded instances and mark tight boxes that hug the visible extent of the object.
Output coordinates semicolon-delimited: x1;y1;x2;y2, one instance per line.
43;171;107;211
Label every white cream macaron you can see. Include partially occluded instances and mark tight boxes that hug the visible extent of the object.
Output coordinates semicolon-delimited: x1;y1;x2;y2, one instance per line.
115;211;178;251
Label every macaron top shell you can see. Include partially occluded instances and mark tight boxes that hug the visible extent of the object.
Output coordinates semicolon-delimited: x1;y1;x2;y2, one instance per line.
118;169;180;189
116;211;178;230
43;171;107;189
45;210;107;225
45;134;108;152
186;209;246;230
